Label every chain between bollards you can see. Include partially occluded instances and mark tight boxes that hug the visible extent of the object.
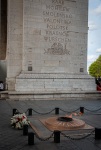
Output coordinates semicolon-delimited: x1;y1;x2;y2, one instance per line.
12;105;101;117
59;108;80;113
27;129;100;145
61;130;95;140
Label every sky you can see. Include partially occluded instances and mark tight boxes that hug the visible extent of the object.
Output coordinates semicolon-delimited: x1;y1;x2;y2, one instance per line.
88;0;101;71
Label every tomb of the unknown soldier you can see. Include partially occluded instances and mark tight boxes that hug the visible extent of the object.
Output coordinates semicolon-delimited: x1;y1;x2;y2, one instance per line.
0;0;101;100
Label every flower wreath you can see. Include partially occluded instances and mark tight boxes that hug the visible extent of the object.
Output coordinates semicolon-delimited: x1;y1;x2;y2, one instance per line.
11;113;30;129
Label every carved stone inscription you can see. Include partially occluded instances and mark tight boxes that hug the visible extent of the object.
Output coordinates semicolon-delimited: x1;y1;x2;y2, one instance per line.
23;0;87;73
43;0;72;55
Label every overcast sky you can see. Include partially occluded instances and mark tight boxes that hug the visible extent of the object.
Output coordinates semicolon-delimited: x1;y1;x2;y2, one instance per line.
88;0;101;71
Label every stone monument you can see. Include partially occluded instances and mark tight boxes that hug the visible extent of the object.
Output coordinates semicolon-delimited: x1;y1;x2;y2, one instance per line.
6;0;96;99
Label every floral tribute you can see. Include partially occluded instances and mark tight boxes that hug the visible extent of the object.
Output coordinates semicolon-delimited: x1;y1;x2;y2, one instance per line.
11;113;30;129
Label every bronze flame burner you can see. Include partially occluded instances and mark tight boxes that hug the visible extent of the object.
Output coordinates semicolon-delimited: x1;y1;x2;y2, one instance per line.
57;116;73;122
43;116;85;131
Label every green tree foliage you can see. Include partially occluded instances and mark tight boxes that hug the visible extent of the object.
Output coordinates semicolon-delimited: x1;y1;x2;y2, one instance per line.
89;55;101;77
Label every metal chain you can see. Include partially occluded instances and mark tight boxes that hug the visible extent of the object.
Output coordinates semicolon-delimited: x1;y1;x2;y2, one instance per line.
32;108;55;115
25;109;29;114
16;108;55;115
14;106;101;116
59;108;80;113
34;132;54;141
85;107;101;112
61;130;95;140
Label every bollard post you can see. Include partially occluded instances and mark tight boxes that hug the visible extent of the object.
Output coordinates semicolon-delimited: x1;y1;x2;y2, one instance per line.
28;132;34;145
80;107;84;114
55;108;59;115
95;128;101;140
28;108;32;116
13;108;17;116
54;130;60;143
23;124;28;136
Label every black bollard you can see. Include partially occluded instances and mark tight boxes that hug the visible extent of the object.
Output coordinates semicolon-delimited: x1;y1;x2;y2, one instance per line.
54;130;60;143
28;108;32;116
23;124;28;136
55;108;59;115
95;128;101;140
13;108;17;116
80;107;84;114
28;132;34;145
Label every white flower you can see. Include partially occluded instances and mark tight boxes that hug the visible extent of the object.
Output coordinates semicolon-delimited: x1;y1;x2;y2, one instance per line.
11;113;30;129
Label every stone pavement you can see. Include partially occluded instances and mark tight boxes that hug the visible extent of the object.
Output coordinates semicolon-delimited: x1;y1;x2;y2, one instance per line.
0;99;101;150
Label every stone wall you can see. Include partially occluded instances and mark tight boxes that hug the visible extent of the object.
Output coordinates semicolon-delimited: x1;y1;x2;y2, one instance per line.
7;0;23;90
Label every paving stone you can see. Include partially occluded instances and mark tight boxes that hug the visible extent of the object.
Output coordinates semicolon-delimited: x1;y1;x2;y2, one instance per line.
0;99;101;150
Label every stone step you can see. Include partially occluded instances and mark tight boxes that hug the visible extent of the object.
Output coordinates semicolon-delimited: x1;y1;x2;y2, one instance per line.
1;90;101;100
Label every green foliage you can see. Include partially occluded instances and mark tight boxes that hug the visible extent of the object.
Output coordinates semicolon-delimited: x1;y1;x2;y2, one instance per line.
89;55;101;77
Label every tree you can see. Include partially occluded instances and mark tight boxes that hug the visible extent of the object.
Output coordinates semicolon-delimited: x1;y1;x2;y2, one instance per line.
89;55;101;77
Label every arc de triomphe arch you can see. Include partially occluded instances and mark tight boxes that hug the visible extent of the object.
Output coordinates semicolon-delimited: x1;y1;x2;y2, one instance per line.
1;0;96;99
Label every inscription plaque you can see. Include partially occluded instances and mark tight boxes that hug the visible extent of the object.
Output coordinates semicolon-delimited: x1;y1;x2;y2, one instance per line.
23;0;88;74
